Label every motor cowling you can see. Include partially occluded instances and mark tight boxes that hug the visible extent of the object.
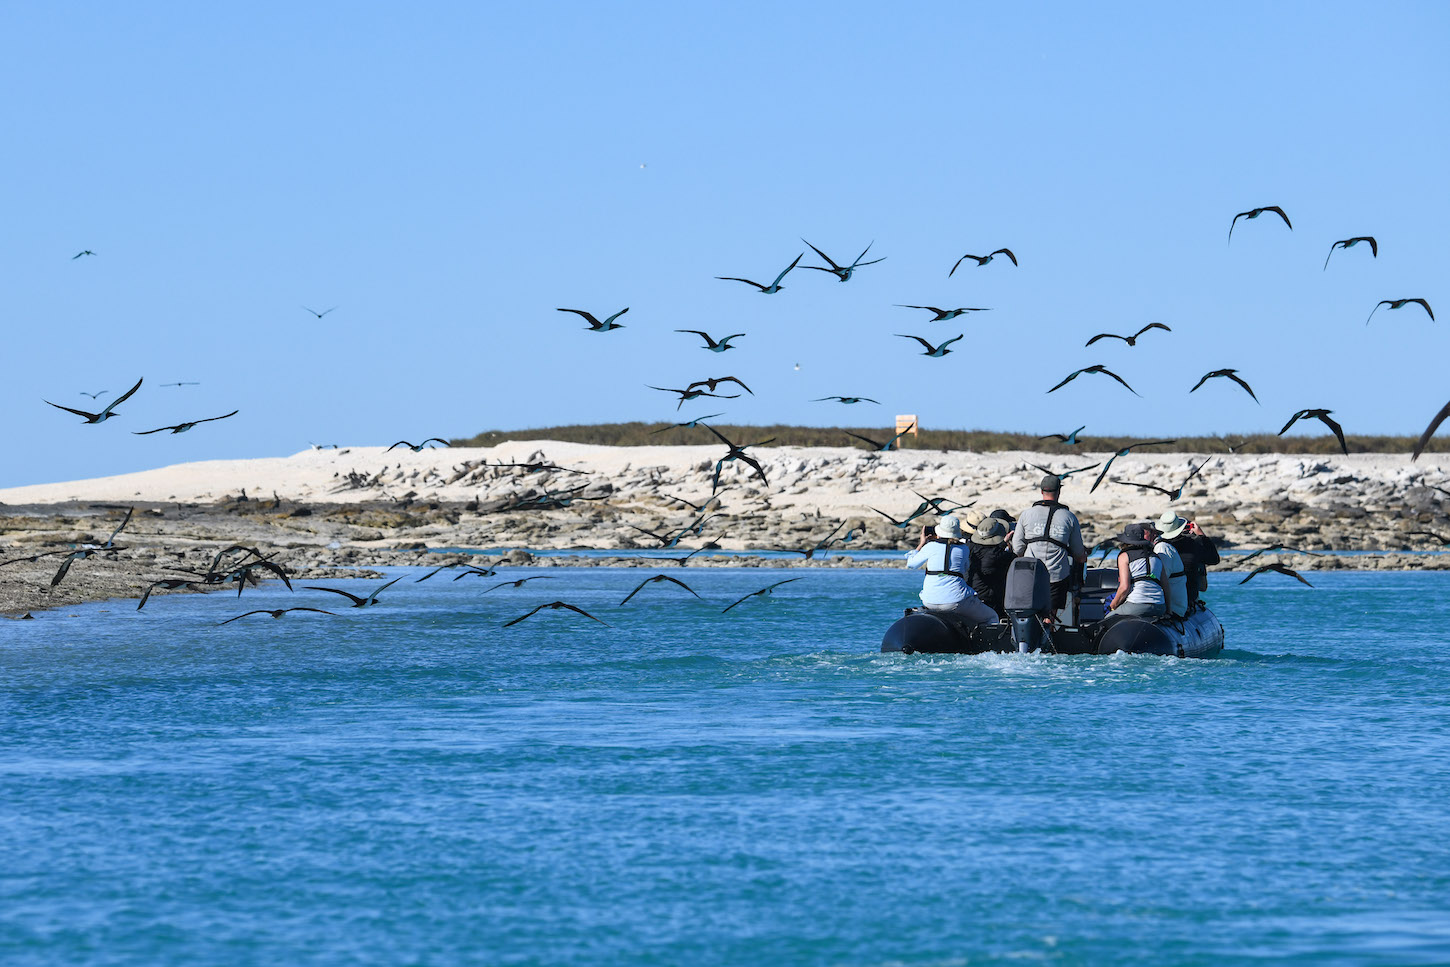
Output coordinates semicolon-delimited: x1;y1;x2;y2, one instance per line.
1004;557;1051;653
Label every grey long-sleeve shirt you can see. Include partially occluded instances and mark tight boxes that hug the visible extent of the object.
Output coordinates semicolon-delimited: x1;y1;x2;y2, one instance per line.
1010;500;1087;581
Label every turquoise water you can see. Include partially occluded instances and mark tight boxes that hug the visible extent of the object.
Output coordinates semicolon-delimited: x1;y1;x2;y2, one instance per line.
3;568;1449;965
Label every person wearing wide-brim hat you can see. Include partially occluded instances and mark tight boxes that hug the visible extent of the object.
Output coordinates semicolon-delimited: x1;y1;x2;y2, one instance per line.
1157;509;1219;610
1108;522;1167;618
904;514;999;625
967;517;1015;617
1148;516;1189;619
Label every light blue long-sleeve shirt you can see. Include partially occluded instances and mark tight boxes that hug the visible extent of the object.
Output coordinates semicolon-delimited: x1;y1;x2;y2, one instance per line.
905;540;977;606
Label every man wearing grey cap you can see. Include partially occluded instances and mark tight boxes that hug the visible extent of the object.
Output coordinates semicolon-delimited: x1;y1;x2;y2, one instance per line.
1011;474;1089;622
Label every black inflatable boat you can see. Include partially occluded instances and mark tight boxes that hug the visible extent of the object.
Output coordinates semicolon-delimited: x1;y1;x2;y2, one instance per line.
882;557;1224;658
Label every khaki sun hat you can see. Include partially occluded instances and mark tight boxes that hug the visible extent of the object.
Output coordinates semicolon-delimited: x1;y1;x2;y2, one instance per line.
961;507;986;529
1155;510;1188;539
973;518;1008;546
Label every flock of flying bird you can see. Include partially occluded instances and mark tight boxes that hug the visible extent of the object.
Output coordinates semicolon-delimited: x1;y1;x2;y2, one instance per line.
31;216;1447;623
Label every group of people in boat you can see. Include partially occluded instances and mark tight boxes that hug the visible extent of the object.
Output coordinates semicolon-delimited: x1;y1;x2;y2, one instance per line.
905;473;1219;627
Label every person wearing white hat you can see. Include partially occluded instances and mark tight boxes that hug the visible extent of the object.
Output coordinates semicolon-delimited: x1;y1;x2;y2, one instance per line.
1149;515;1189;619
905;515;998;625
1158;510;1219;610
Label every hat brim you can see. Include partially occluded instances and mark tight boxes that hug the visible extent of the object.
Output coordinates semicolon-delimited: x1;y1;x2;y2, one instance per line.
973;533;1006;546
1159;519;1188;539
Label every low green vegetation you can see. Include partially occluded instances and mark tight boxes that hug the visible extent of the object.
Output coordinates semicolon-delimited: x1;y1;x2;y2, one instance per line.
451;423;1441;455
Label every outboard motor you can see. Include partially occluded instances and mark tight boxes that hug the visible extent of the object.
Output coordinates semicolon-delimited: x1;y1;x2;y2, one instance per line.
1004;557;1051;653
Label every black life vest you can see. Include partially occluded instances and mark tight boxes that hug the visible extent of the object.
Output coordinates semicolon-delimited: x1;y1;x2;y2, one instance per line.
1123;545;1163;588
1022;500;1072;552
923;537;967;579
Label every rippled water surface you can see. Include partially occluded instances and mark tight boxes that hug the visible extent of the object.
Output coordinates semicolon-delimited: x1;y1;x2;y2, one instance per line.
4;568;1449;965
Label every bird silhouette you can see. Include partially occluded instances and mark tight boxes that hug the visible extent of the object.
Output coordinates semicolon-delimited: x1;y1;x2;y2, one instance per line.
557;307;628;331
1228;206;1292;242
79;390;108;399
1324;236;1377;270
716;253;803;293
647;385;740;409
702;424;772;490
721;577;802;614
896;305;990;322
1029;461;1102;483
1412;400;1450;461
949;248;1017;275
220;607;335;625
650;413;725;433
45;377;143;424
844;421;916;451
1047;365;1138;396
502;601;610;627
869;505;930;529
619;574;701;605
302;306;338;319
72;250;96;259
1037;426;1087;445
1238;563;1313;587
482;575;556;593
1238;544;1324;563
387;438;449;452
800;239;885;282
136;578;205;611
1111;459;1209;501
1089;440;1177;493
304;575;404;608
686;376;753;396
1190;369;1259;403
159;382;200;387
814;396;880;405
134;410;239;435
895;333;964;357
415;561;496;583
1366;298;1434;325
1084;323;1170;347
1278;409;1347;455
675;330;745;352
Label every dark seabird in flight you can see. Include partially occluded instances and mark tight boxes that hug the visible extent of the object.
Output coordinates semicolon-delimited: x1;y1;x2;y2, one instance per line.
1029;461;1102;483
79;390;108;399
415;561;497;583
134;410;239;435
949;248;1017;275
721;577;802;614
800;239;885;282
845;421;916;452
1238;563;1314;587
1366;298;1434;326
896;305;990;322
814;396;880;405
1190;369;1259;403
1228;206;1292;243
619;574;701;605
647;385;741;409
1090;440;1178;493
702;424;772;490
1112;458;1209;501
1037;425;1087;445
159;382;200;387
895;333;964;357
304;575;404;608
1239;543;1324;563
716;253;803;293
73;250;96;259
686;376;753;396
675;330;745;352
302;306;338;319
220;607;336;625
483;575;556;593
557;307;628;331
45;377;142;424
1324;236;1377;270
1084;323;1171;347
502;601;611;628
651;413;725;433
1278;409;1347;455
1046;365;1138;396
387;438;449;451
137;578;205;611
1412;400;1450;461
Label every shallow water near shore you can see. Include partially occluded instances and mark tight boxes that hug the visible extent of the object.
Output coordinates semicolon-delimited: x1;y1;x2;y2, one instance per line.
3;569;1449;964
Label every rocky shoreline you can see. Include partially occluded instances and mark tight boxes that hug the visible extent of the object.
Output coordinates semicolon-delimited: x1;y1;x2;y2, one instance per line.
3;443;1449;616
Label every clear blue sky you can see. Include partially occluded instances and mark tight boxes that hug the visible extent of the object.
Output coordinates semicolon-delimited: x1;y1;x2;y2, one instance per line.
2;2;1446;488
